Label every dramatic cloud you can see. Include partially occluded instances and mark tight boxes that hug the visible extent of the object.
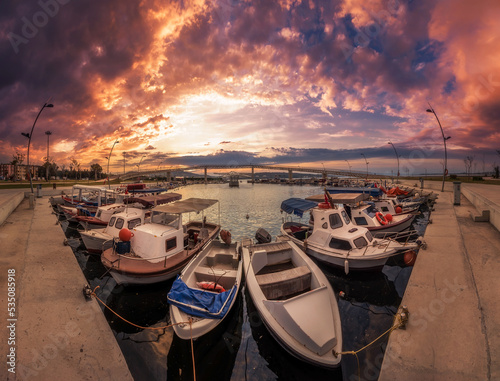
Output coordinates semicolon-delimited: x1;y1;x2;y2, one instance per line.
0;0;498;175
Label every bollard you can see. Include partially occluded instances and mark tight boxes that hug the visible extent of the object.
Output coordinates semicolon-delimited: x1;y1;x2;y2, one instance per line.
419;177;424;190
453;181;461;205
36;184;42;198
29;193;35;209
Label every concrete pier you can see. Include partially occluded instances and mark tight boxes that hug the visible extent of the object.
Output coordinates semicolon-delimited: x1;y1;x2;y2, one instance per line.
0;189;132;380
379;181;500;381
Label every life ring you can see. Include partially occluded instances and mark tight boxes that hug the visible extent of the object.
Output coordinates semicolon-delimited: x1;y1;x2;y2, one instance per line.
375;212;388;225
220;229;232;245
196;281;226;293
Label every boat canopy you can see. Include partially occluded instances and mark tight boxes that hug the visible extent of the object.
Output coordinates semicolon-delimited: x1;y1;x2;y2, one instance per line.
326;187;382;197
281;198;318;217
123;193;181;208
306;192;370;204
152;198;219;214
167;276;237;319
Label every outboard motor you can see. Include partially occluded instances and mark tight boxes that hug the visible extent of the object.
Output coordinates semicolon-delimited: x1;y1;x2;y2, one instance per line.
255;228;272;244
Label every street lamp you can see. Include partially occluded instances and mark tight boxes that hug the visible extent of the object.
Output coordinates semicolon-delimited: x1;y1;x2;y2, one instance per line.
361;153;369;180
106;139;119;189
344;159;352;177
45;131;52;181
426;103;451;192
387;141;400;179
136;155;146;177
21;100;54;193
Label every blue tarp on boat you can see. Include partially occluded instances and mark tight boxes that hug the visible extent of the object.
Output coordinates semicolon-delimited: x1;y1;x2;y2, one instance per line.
326;187;382;197
280;198;318;217
167;276;237;320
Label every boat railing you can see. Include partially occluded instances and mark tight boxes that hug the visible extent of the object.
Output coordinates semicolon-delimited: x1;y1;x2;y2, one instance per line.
347;229;420;257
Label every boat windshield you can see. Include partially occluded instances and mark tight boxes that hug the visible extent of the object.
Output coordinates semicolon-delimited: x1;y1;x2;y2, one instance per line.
341;210;351;225
151;212;180;229
364;204;378;218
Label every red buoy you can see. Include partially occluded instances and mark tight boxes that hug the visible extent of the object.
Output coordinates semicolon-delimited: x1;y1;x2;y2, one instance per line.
385;213;393;222
119;228;134;241
395;206;403;214
404;250;417;266
319;202;330;209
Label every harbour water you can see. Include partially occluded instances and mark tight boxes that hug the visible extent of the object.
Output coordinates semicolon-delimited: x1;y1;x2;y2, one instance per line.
61;182;429;381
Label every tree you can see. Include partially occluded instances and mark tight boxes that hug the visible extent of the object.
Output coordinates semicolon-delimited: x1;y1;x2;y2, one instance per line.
464;156;474;179
10;152;25;181
90;163;103;180
70;158;81;180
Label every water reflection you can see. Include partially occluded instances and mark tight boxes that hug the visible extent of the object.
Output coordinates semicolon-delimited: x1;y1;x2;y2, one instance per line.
57;183;429;381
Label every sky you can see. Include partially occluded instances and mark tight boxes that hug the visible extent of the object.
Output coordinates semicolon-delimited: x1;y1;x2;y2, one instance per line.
1;0;499;176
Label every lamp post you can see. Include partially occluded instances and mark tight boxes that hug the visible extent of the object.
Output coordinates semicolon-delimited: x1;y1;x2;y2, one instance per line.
361;153;369;180
21;100;54;193
426;103;451;192
136;155;146;179
344;159;352;177
45;131;52;181
387;141;400;179
106;139;119;189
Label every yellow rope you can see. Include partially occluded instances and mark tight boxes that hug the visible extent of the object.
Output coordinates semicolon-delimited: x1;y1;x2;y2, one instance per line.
334;321;403;381
90;286;187;330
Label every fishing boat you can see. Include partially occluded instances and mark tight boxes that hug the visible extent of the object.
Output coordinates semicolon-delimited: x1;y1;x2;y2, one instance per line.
168;239;242;340
306;193;416;236
79;193;182;252
242;239;343;368
101;198;221;285
280;196;422;273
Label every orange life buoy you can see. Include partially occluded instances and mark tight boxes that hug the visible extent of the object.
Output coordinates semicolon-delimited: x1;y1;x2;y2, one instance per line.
375;212;388;225
220;229;231;245
196;281;226;293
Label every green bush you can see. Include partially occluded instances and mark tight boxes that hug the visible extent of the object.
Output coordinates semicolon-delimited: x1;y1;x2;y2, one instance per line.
449;174;457;180
472;176;484;181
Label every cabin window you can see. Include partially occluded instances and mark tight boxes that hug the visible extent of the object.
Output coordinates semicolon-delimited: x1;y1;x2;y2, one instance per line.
128;218;141;229
353;236;368;248
166;237;177;252
381;206;389;212
329;238;352;250
329;214;343;229
341;210;351;225
322;222;328;229
115;218;124;229
354;217;368;225
108;217;116;227
96;210;102;218
365;204;377;218
366;231;374;242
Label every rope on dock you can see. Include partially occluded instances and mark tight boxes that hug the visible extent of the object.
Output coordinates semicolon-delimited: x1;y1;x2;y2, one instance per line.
334;308;408;381
89;286;197;380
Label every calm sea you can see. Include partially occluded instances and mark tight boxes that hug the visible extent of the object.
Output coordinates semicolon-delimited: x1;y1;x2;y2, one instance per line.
62;182;429;381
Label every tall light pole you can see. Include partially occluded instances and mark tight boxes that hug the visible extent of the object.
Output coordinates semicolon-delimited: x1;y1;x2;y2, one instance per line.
106;139;119;189
426;103;451;192
361;153;369;180
21;100;54;193
344;159;352;177
136;155;146;179
387;141;400;179
45;131;52;181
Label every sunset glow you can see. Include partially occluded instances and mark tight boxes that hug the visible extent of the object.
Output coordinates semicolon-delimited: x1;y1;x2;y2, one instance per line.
1;0;499;175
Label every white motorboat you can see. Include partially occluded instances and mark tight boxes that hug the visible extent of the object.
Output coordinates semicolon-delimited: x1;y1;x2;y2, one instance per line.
242;239;342;368
280;196;421;273
101;198;221;285
79;193;182;252
168;240;242;340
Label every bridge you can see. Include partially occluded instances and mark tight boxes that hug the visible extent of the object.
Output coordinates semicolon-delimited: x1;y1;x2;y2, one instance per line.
117;164;369;183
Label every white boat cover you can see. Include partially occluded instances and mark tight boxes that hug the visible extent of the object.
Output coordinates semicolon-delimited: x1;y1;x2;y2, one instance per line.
152;198;218;214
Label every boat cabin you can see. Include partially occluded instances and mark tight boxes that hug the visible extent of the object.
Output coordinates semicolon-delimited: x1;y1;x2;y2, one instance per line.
105;208;146;237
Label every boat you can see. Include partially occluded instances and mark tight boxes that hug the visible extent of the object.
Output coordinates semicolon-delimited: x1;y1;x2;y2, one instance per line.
241;239;342;368
280;196;421;273
167;240;242;340
306;193;416;236
79;193;182;252
101;198;221;285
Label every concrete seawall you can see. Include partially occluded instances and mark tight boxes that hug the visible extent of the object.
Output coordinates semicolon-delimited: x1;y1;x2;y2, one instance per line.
0;191;133;380
0;191;24;226
379;182;500;380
